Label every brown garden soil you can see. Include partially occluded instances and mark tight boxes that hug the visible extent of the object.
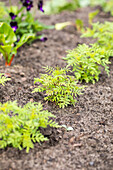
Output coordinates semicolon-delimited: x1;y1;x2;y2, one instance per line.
0;1;113;170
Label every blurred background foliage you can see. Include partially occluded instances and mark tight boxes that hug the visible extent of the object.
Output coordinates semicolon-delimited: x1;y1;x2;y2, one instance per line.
43;0;111;15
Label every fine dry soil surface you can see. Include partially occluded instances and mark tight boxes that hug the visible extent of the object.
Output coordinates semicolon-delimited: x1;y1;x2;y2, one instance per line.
0;1;113;170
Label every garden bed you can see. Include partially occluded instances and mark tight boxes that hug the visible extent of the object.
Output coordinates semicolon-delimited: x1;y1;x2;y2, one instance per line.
0;1;113;169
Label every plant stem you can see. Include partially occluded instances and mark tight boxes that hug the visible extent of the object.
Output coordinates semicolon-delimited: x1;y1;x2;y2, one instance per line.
8;54;15;66
17;6;25;15
5;61;8;66
5;54;15;66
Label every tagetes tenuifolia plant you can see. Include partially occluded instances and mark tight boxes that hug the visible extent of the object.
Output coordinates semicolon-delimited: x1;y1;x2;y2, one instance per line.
64;44;113;84
32;66;85;108
0;101;60;153
0;73;11;86
81;21;113;51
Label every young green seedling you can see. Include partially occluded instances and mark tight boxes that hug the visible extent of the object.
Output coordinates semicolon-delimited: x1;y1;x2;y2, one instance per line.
75;19;84;32
0;73;11;86
0;101;59;153
82;21;113;50
64;43;112;84
102;0;113;16
32;66;85;108
88;10;99;27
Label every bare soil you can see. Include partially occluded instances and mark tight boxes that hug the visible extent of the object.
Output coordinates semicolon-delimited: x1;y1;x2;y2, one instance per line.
0;1;113;170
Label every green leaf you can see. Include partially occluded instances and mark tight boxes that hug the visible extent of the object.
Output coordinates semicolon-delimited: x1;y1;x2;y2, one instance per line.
0;45;12;57
65;43;112;83
8;6;18;15
88;10;99;25
14;33;35;50
33;66;85;108
0;73;11;86
0;23;17;63
0;22;17;44
0;101;59;152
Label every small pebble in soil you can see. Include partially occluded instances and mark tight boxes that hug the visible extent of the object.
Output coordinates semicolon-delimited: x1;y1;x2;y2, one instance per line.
20;72;25;77
89;161;94;166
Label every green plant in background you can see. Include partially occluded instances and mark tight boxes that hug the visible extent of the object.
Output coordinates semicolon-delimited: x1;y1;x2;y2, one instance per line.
43;0;107;15
75;19;84;32
54;9;99;32
88;0;106;7
64;44;112;84
0;73;11;86
0;22;35;65
88;10;99;26
102;0;113;16
0;2;8;18
82;21;113;50
32;66;85;108
0;101;59;153
75;10;99;32
44;0;80;15
74;0;107;8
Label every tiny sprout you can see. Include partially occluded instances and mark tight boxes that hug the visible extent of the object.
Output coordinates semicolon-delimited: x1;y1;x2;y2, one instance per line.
32;66;85;108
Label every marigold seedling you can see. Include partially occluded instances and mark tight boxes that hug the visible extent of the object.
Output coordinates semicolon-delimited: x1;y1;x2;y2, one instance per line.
0;101;59;153
102;0;113;16
64;43;112;84
0;73;11;86
88;10;99;26
32;66;85;108
82;21;113;51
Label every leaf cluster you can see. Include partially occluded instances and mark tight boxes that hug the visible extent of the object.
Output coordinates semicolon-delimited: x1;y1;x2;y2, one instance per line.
102;0;113;16
0;22;35;64
0;3;53;43
0;101;59;153
65;43;112;83
0;2;53;65
13;8;53;43
32;67;85;108
0;2;8;18
0;73;11;86
82;21;113;50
